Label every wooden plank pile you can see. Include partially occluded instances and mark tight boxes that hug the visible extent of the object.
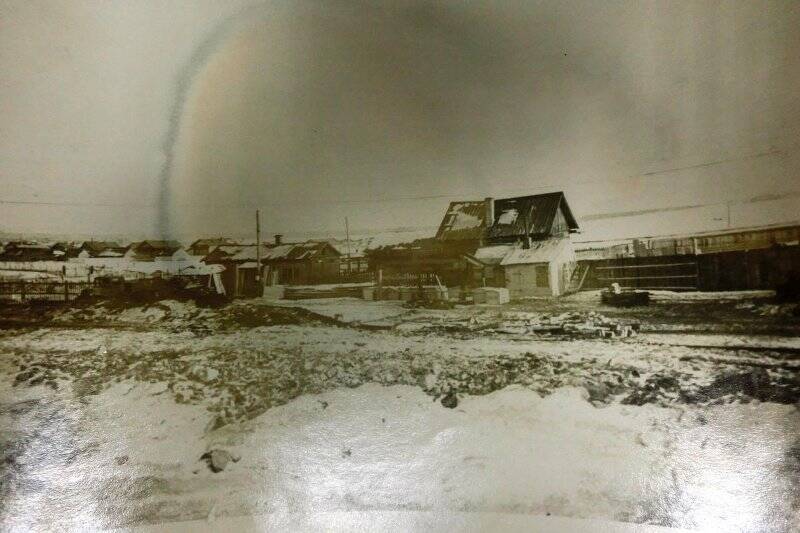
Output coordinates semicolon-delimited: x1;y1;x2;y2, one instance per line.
600;289;650;307
473;287;510;304
284;285;363;300
492;311;640;338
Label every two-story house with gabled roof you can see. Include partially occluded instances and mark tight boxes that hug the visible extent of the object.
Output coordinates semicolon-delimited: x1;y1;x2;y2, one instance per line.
370;191;581;298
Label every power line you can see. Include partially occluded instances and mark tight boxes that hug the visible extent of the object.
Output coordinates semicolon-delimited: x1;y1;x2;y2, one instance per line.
639;148;783;177
587;190;800;221
3;188;798;219
0;147;796;215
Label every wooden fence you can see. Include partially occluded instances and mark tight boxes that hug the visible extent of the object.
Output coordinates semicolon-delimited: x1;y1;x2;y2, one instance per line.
582;256;699;291
581;245;800;292
0;261;92;280
0;280;92;303
379;271;443;287
299;271;375;285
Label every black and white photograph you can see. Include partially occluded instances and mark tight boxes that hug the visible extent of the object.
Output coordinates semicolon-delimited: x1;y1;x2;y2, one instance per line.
1;1;799;531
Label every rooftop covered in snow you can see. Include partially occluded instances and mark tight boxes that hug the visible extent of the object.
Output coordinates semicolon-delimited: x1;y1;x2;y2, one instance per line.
435;201;488;241
487;192;579;242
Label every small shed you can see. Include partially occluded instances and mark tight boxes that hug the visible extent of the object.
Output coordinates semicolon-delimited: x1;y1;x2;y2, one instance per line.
317;238;372;274
499;239;576;298
202;244;253;295
264;242;342;285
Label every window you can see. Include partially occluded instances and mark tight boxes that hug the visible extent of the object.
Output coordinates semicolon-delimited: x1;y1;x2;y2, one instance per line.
535;265;549;287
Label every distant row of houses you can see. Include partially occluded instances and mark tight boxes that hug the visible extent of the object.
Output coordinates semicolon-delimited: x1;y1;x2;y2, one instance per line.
0;234;375;297
1;236;371;268
0;239;189;262
3;190;798;298
140;192;579;298
0;239;221;287
0;190;594;300
0;191;650;298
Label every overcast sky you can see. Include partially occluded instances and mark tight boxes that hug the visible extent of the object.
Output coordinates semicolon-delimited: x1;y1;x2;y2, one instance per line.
1;0;799;241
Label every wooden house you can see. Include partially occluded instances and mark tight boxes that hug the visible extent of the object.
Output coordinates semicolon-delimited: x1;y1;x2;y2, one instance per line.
50;242;81;259
187;238;236;257
77;241;127;258
0;242;59;262
367;198;492;288
370;191;581;298
320;238;371;274
201;244;254;296
476;191;581;297
254;241;341;286
368;237;479;288
125;240;185;262
218;240;342;297
202;244;251;263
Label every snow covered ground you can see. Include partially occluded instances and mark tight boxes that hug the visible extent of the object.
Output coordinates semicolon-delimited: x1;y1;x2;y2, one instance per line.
135;511;693;532
1;292;799;531
2;380;797;531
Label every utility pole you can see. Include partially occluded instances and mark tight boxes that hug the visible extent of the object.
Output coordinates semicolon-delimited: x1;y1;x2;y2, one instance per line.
727;201;732;229
255;209;262;295
345;216;352;274
713;201;733;229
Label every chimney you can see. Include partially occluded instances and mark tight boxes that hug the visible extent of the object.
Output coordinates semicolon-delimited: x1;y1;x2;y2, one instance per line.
482;197;494;245
484;197;494;227
274;234;283;245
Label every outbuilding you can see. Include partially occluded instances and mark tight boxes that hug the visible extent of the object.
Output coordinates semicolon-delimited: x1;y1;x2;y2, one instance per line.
499;238;577;298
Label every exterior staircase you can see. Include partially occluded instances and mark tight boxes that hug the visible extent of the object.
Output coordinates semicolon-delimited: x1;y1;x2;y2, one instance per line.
566;262;590;294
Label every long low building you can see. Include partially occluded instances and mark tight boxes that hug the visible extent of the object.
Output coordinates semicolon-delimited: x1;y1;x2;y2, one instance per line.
576;222;800;260
575;222;800;292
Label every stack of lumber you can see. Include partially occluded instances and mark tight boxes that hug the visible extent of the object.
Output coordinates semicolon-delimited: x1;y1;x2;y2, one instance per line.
473;287;510;305
491;311;639;338
284;285;363;300
600;289;650;307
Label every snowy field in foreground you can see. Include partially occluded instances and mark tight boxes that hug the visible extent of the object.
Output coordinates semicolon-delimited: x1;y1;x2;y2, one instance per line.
2;292;799;531
2;380;797;531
